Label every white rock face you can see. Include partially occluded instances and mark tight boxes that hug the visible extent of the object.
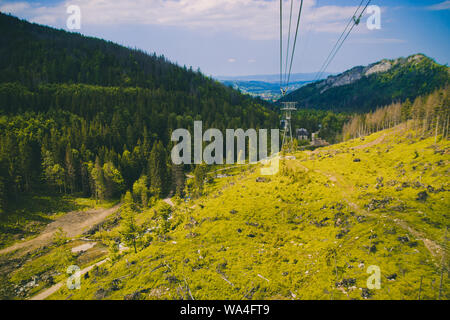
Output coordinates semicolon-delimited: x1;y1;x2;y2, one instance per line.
71;242;97;253
313;54;430;95
365;60;392;76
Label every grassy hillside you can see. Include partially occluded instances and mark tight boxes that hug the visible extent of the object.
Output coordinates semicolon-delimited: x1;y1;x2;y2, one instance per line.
11;124;444;300
281;54;449;113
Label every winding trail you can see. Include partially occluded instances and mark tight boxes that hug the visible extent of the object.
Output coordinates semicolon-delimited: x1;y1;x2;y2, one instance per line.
0;204;121;256
29;259;108;300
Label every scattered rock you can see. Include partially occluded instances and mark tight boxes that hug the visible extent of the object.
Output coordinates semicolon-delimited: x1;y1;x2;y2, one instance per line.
185;232;198;239
336;278;356;288
94;288;108;300
353;158;361;162
361;288;372;299
386;273;397;281
365;197;392;211
336;228;349;239
375;177;384;189
165;276;180;284
246;222;259;227
356;216;366;223
416;191;428;202
124;291;141;300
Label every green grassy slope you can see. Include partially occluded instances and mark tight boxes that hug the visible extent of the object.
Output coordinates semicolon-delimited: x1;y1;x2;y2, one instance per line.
40;126;450;300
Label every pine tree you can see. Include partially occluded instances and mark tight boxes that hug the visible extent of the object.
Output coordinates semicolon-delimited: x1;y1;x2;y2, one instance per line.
65;145;76;193
132;175;149;207
148;140;167;198
91;156;106;202
193;162;207;198
119;191;141;253
103;162;125;199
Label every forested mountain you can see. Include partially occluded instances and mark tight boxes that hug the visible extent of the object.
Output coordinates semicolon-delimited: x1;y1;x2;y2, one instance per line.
280;54;449;113
0;13;278;214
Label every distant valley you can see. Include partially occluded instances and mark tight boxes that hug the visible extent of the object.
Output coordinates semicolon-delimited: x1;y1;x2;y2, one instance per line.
216;73;332;101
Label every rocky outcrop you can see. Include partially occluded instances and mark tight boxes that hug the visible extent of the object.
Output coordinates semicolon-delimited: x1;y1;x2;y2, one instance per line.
313;54;426;94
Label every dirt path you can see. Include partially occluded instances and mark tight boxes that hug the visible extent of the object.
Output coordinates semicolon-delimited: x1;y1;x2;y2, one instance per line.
163;198;175;207
0;204;121;256
351;134;386;150
29;259;108;300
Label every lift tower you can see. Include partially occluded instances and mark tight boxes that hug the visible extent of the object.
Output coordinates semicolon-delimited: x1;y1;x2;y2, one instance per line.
280;102;297;151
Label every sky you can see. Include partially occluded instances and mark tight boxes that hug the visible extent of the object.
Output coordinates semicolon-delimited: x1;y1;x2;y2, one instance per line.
0;0;449;77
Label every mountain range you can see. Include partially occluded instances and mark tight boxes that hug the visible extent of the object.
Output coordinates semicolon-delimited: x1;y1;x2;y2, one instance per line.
279;54;449;113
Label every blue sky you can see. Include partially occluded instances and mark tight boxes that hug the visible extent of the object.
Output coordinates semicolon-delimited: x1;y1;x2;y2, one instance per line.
1;0;449;77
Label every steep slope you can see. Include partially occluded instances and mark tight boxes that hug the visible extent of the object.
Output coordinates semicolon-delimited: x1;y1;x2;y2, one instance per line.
0;12;202;91
280;54;449;113
0;13;278;222
29;125;448;300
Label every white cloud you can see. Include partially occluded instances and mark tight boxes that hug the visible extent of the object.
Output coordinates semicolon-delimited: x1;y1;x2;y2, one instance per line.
427;1;450;11
0;0;375;40
228;58;236;63
348;38;407;45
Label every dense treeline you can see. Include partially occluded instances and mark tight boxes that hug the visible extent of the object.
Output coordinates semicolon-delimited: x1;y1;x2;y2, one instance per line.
0;82;278;213
342;87;450;140
0;13;279;215
281;54;449;113
0;13;212;91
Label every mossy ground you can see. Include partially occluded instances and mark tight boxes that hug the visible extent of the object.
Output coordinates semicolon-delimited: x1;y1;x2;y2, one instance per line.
4;125;449;300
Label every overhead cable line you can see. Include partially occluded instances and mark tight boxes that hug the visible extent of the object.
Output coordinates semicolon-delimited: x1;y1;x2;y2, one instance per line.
295;0;321;80
314;0;371;82
283;0;294;88
284;0;304;92
280;0;283;90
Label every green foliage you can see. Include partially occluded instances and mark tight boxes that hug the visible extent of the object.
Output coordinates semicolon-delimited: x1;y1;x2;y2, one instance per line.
119;192;142;253
148;141;168;199
102;162;125;199
42;149;65;193
132;175;150;208
343;88;449;140
52;227;68;246
193;163;208;198
0;13;279;214
49;127;449;300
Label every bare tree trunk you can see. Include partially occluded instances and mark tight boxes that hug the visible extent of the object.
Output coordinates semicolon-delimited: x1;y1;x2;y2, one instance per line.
445;114;449;140
435;115;440;144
